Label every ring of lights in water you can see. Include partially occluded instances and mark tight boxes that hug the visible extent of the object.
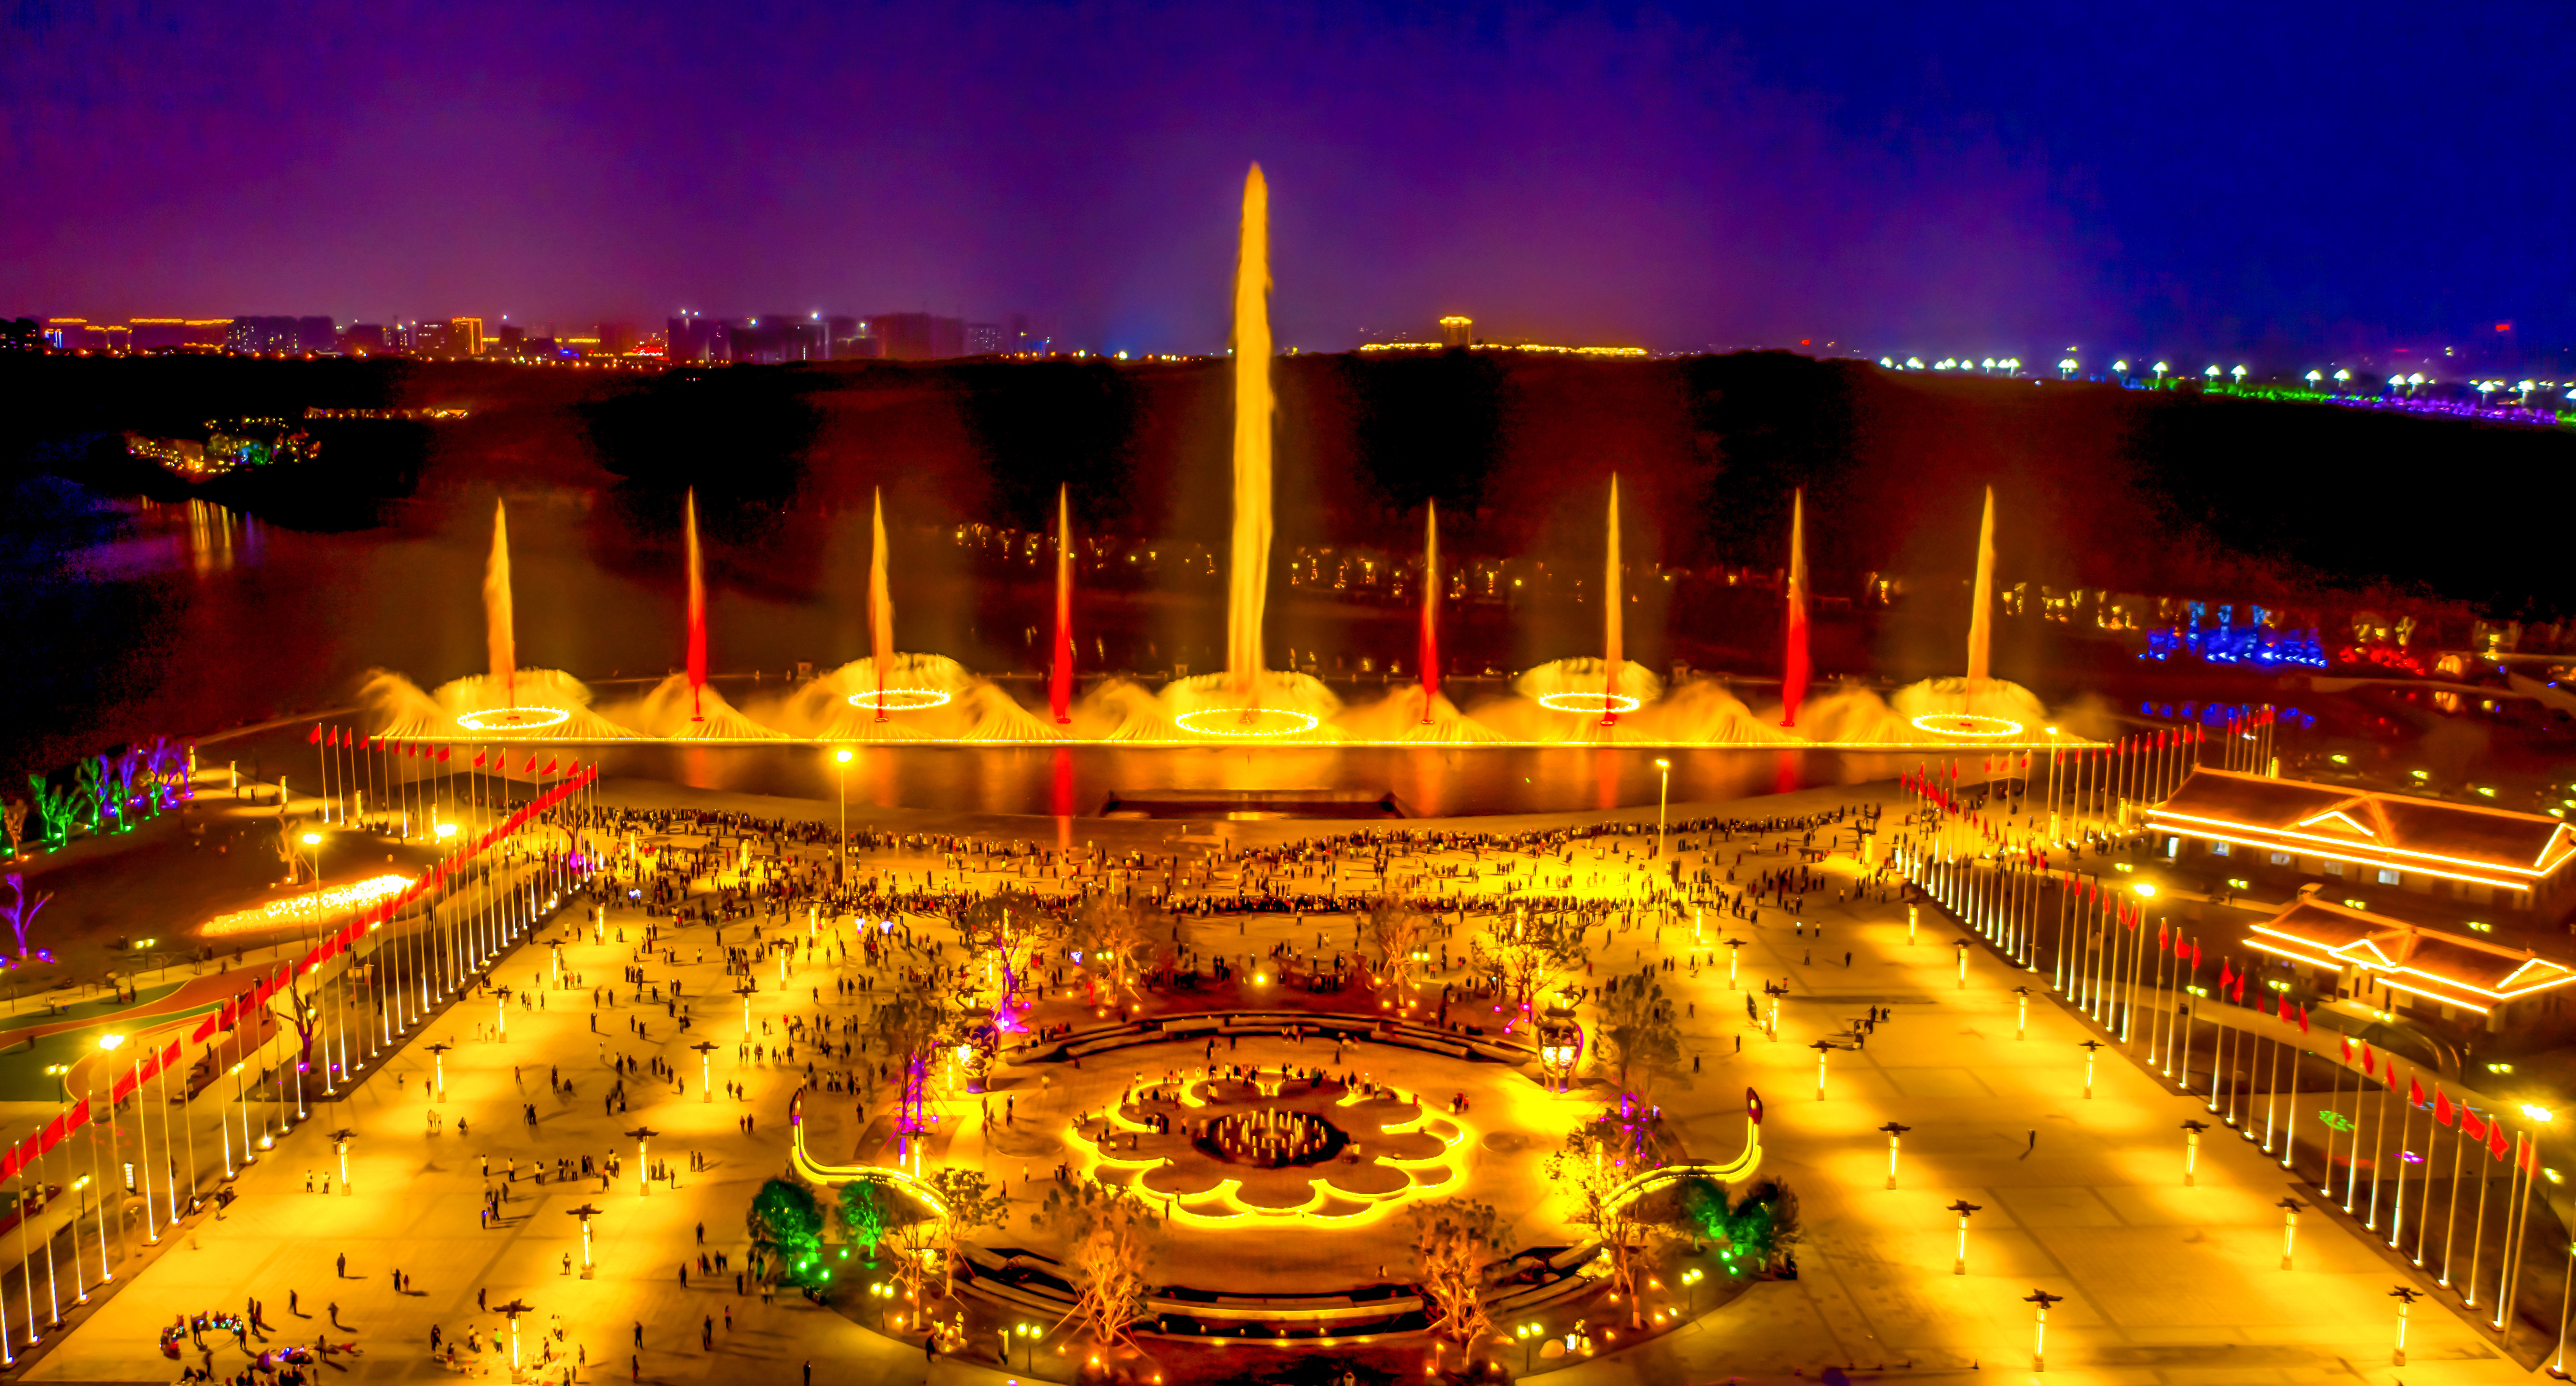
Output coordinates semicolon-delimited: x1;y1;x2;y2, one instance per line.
1535;691;1642;716
1194;1108;1350;1169
455;706;572;732
1171;707;1324;737
845;688;954;712
1908;712;2026;738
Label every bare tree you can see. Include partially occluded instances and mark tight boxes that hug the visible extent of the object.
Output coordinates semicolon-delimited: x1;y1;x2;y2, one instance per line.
1409;1197;1506;1358
1546;1101;1682;1328
921;1166;1013;1304
1472;910;1585;1033
1064;895;1167;1006
1038;1181;1158;1357
1592;973;1685;1095
953;890;1058;1023
1365;901;1431;1000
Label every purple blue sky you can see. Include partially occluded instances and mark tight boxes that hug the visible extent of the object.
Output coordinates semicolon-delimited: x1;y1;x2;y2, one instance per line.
5;2;2564;357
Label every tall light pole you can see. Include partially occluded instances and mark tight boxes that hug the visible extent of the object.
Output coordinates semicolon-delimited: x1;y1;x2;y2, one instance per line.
2182;1119;2210;1187
2390;1286;2421;1366
737;982;757;1041
495;1298;533;1373
1810;1040;1836;1101
692;1041;718;1102
567;1203;602;1277
1880;1122;1911;1190
1948;1199;1983;1275
329;1129;355;1196
425;1042;451;1100
625;1126;659;1198
2080;1039;2104;1099
1955;940;1969;991
833;748;853;886
2014;985;2030;1040
2025;1288;2064;1372
2277;1196;2302;1269
1653;759;1671;870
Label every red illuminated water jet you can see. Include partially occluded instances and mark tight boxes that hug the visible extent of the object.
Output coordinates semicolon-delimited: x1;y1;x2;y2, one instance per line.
1051;484;1074;725
684;489;707;721
1419;500;1439;723
1780;487;1808;728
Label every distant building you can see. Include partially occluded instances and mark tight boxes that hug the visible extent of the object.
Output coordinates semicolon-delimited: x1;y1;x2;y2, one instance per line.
827;315;877;360
297;316;337;353
876;313;965;361
448;318;485;356
966;321;1004;356
595;323;637;357
340;323;386;355
1439;315;1474;347
226;317;301;353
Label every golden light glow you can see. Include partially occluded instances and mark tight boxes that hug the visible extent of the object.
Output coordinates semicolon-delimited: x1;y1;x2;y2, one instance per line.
456;706;572;731
846;689;954;712
1172;707;1324;738
204;874;413;937
1908;713;2026;738
2146;808;2557;886
1535;692;1642;716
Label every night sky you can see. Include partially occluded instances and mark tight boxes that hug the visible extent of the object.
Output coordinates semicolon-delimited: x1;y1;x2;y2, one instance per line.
6;2;2563;358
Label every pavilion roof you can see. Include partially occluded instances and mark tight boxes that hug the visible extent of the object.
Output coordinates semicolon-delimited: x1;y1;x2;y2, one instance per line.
2147;768;2576;888
2244;895;2576;1013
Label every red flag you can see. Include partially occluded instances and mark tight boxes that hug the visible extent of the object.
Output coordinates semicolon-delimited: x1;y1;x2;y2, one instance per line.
2496;1123;2517;1162
2280;998;2299;1028
2436;1089;2455;1127
2383;1057;2398;1087
308;723;323;745
2230;970;2245;1004
2218;960;2234;991
439;746;452;762
2408;1074;2425;1107
2465;1109;2489;1142
473;750;488;769
542;758;559;777
2190;941;2203;971
2298;1003;2311;1035
2340;1035;2353;1064
2360;1040;2375;1072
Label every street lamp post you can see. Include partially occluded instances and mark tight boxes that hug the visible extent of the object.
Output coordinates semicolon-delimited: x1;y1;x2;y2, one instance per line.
494;1298;532;1373
2014;985;2030;1040
2277;1196;2303;1269
1681;1267;1704;1314
1955;940;1969;991
1880;1122;1912;1190
329;1129;355;1196
1908;903;1918;946
2182;1119;2210;1188
425;1042;451;1100
1948;1199;1983;1275
625;1126;659;1198
833;749;853;885
493;986;510;1042
1514;1322;1542;1372
2080;1039;2104;1099
567;1203;602;1277
1723;937;1746;990
737;983;757;1041
2390;1286;2421;1366
1653;759;1671;868
692;1041;718;1102
1810;1040;1836;1101
2025;1289;2064;1372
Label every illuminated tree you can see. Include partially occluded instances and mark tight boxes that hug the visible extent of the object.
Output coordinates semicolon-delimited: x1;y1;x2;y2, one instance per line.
953;889;1056;1024
275;818;312;885
921;1166;1013;1304
868;969;946;1148
1546;1098;1681;1327
1064;896;1172;1006
1365;901;1432;1000
22;777;74;849
2;800;25;860
1408;1197;1506;1358
0;875;53;968
71;758;107;833
1473;909;1585;1033
1592;973;1684;1095
838;1179;891;1257
748;1178;827;1288
1037;1181;1157;1355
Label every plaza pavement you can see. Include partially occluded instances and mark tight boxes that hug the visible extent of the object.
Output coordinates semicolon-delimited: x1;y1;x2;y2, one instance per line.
12;777;2554;1384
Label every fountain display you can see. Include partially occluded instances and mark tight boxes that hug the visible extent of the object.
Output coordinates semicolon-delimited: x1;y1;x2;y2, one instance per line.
358;171;2071;752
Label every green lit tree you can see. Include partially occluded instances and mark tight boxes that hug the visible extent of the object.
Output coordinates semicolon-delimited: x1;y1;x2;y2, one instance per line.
748;1178;828;1289
25;776;76;846
839;1179;892;1259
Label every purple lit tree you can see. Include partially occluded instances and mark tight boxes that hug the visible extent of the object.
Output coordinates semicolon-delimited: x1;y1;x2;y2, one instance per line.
0;875;55;969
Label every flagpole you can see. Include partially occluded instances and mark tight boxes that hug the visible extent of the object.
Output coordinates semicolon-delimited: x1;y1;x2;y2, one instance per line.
2052;873;2070;994
2366;1067;2390;1230
2263;1025;2284;1152
2390;1079;2415;1249
2175;953;2196;1094
2466;1127;2498;1307
2416;1099;2439;1266
2500;1132;2540;1339
2440;1106;2467;1284
2320;1050;2342;1196
315;728;331;824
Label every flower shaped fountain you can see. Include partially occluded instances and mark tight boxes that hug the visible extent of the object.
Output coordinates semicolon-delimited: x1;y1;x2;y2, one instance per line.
1075;1067;1466;1223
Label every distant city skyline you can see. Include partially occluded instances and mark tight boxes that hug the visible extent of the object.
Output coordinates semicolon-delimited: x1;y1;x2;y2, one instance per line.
5;5;2568;360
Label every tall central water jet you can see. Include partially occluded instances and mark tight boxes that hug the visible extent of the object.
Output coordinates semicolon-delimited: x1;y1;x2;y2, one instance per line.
1601;475;1623;728
1226;163;1274;702
1965;484;1996;692
684;488;707;721
1780;487;1809;728
484;499;516;708
1051;483;1075;725
869;487;894;723
1419;500;1440;723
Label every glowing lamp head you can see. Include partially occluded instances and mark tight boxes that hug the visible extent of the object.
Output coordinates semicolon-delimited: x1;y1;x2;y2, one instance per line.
302;832;321;845
435;822;457;838
97;1033;125;1051
2523;1104;2555;1123
1654;759;1670;770
2133;883;2157;899
834;749;853;764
